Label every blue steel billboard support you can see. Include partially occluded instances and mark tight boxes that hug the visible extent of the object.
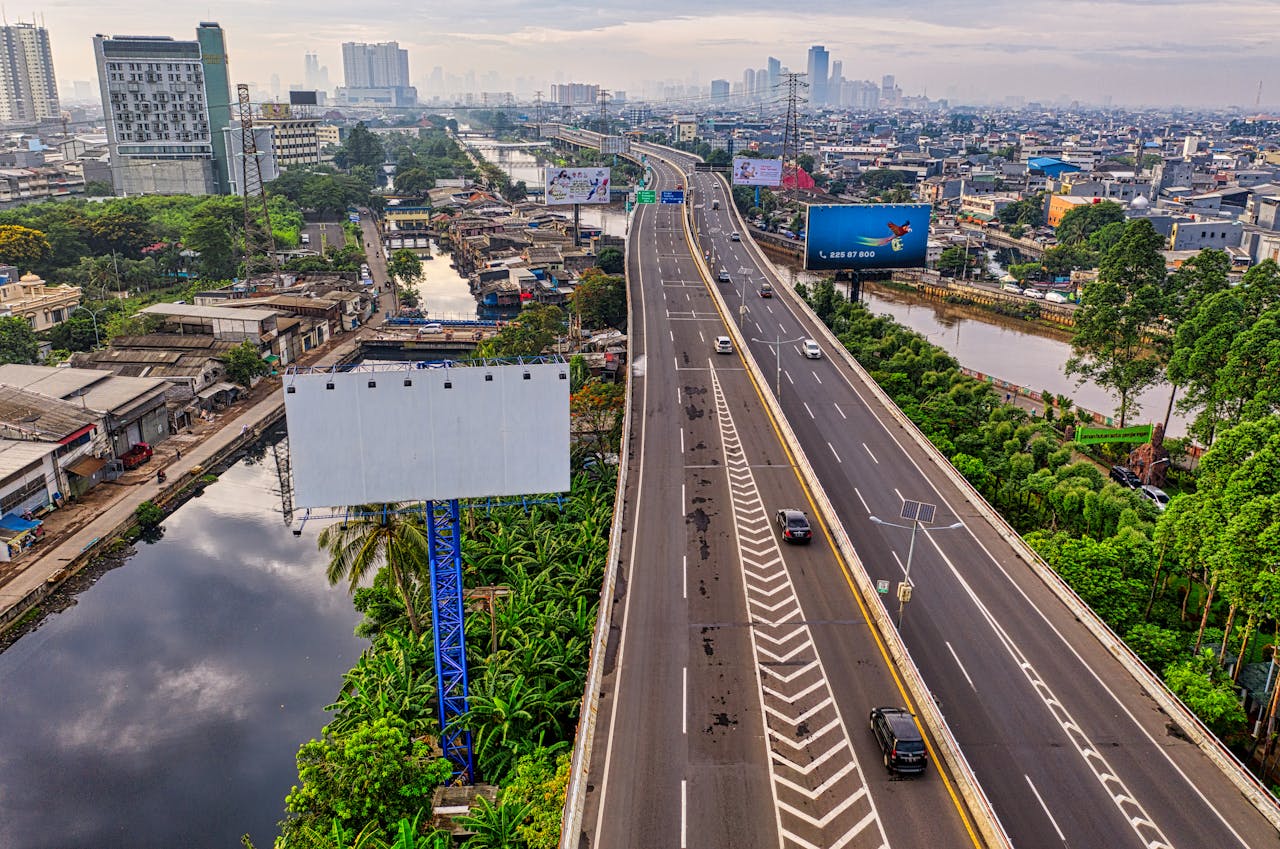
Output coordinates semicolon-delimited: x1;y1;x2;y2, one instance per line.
426;498;475;782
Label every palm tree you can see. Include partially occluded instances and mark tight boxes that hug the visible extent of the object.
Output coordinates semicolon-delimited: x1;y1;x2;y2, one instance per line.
320;504;431;638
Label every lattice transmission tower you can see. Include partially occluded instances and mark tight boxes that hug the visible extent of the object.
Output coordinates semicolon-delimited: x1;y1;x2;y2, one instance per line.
236;83;280;280
780;73;808;200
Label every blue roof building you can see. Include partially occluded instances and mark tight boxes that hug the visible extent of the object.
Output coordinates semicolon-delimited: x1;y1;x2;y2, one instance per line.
1027;157;1083;179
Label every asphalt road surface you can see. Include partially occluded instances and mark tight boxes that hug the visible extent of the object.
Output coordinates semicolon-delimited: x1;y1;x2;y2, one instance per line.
577;149;981;849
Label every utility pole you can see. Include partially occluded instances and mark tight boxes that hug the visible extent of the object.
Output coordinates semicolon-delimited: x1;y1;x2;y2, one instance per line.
533;90;544;137
780;72;808;202
236;83;280;282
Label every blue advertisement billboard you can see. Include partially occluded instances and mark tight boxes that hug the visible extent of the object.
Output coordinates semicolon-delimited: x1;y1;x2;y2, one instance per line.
805;204;931;271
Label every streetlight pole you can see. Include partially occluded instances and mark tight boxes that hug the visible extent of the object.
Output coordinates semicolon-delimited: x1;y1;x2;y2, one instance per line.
869;507;964;631
751;333;804;396
73;304;106;348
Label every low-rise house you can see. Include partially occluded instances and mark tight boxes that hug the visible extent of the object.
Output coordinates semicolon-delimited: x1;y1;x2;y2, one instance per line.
0;439;62;561
0;384;106;500
0;271;81;331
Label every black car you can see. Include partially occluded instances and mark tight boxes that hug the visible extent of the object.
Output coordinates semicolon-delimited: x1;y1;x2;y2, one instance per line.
1109;465;1141;489
869;707;927;775
775;508;812;544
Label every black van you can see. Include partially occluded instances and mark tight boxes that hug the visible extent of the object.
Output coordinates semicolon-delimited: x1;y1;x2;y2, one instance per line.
869;707;927;775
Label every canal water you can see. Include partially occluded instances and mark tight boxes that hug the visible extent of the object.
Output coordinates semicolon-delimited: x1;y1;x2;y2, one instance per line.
0;433;364;849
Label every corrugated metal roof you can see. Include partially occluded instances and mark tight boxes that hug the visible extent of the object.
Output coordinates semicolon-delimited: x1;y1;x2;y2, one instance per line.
0;437;60;477
0;386;98;439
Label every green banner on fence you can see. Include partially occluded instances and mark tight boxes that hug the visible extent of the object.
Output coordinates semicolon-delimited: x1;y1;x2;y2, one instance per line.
1074;424;1153;445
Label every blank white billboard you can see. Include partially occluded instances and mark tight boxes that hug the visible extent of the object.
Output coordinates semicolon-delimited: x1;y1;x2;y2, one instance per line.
732;157;783;187
283;363;570;508
544;167;611;205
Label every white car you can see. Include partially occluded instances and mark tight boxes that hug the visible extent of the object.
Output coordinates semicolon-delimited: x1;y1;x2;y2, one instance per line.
718;270;731;282
1022;288;1046;300
802;339;822;359
422;322;443;334
1001;283;1022;294
1044;291;1069;304
714;336;733;354
731;232;741;241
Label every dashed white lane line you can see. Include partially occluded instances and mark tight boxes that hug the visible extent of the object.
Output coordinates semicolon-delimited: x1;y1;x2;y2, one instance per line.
785;370;794;385
834;403;846;419
1025;775;1067;842
681;779;688;848
945;641;977;692
862;443;879;464
853;486;871;515
682;666;688;734
812;371;822;384
828;442;842;463
803;401;815;419
683;554;687;600
680;428;685;454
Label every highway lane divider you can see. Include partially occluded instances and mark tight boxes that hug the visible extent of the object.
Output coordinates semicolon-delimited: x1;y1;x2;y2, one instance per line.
668;154;1012;849
716;174;1280;834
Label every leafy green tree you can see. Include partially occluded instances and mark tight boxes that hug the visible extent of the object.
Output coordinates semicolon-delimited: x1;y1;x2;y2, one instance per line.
1040;243;1096;277
1124;623;1188;673
570;268;626;331
336;122;386;172
499;749;570;849
46;312;101;352
936;245;972;277
279;715;452;845
393;168;432;197
1163;650;1247;736
1065;219;1167;426
221;341;271;387
458;796;531;849
87;210;155;258
1086;220;1126;256
83;180;114;197
1055;200;1125;245
0;316;39;363
860;169;912;191
319;505;431;637
595;246;624;275
0;224;52;268
185;199;239;280
480;304;564;358
997;194;1045;228
388;248;423;288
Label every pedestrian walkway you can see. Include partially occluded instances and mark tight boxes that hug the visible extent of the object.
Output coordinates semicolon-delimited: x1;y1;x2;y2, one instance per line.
0;288;389;630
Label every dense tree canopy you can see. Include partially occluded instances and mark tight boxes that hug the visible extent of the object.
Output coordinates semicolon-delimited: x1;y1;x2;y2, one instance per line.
1055;200;1125;245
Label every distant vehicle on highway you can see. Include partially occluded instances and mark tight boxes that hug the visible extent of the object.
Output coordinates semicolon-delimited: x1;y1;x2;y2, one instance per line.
730;231;741;241
775;508;812;543
717;269;731;282
802;339;822;359
711;199;720;210
758;282;773;298
1001;283;1022;294
1044;291;1069;304
714;335;733;354
869;707;928;775
300;233;310;245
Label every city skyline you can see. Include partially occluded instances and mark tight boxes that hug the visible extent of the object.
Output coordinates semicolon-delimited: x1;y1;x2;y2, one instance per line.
37;1;1280;109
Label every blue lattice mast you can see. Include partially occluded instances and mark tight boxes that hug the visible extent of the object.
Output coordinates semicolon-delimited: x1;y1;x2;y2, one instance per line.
426;499;475;781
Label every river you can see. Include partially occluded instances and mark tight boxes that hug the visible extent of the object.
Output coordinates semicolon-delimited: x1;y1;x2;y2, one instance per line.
0;431;364;849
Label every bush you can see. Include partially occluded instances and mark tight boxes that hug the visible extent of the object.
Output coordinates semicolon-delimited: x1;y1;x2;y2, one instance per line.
134;500;164;528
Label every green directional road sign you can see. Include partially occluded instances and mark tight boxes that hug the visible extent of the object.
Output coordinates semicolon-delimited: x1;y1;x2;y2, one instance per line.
1074;424;1154;445
636;190;656;204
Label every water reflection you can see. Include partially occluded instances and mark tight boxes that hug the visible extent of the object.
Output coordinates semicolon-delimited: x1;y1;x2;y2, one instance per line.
0;442;365;849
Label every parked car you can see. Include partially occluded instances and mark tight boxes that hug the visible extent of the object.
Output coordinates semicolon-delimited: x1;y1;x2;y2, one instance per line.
1022;288;1046;300
1001;283;1023;294
1109;465;1141;488
731;231;741;241
1044;291;1069;304
758;282;774;298
775;508;812;543
120;442;154;470
422;322;444;334
714;336;733;354
869;707;928;775
802;339;823;359
1140;485;1170;512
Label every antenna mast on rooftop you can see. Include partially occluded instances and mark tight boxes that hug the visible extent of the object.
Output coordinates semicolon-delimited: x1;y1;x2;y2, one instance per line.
236;83;280;281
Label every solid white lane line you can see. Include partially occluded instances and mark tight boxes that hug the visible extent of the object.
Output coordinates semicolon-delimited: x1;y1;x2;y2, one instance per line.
812;371;822;384
862;443;879;464
683;554;687;600
803;402;815;419
1025;775;1067;842
946;641;978;692
834;403;846;419
681;780;688;848
828;442;842;463
854;486;871;514
683;667;688;734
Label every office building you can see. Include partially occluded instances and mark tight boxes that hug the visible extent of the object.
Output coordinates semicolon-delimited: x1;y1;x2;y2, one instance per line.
337;41;415;107
806;45;829;107
222;124;278;195
93;23;235;196
0;22;60;123
550;83;599;106
767;56;781;92
303;51;329;92
255;102;321;169
711;79;729;102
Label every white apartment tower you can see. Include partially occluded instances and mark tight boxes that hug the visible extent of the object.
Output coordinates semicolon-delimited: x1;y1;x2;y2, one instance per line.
0;22;60;123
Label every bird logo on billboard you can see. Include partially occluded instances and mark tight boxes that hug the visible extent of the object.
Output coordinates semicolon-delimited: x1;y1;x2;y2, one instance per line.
857;221;912;252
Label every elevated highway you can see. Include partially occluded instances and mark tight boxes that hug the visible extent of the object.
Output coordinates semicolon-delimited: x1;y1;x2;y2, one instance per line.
565;135;987;849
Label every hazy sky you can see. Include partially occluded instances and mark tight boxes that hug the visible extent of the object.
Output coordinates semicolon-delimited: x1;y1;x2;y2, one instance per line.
37;0;1280;108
